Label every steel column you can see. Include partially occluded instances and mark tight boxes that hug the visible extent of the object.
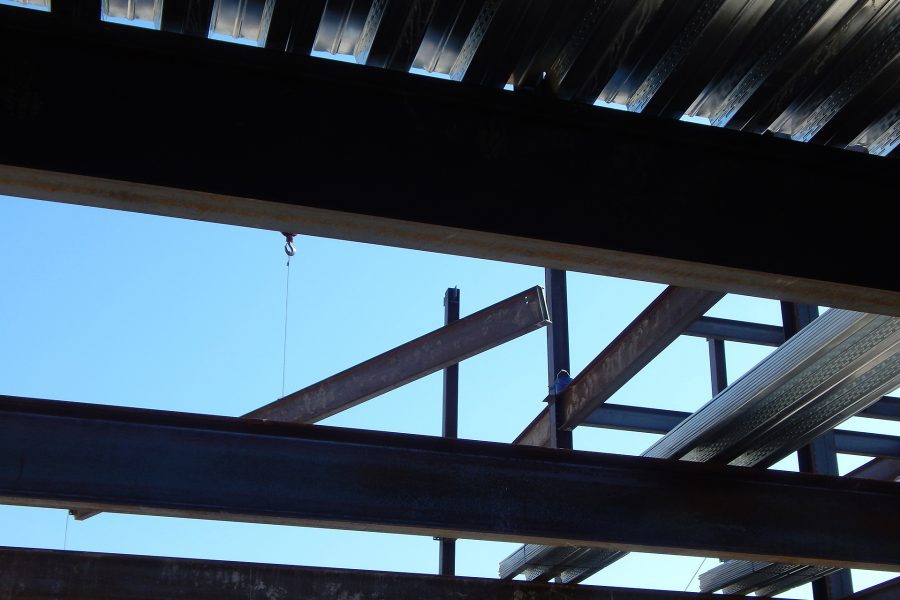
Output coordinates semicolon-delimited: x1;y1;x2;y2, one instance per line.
545;268;573;450
438;287;460;576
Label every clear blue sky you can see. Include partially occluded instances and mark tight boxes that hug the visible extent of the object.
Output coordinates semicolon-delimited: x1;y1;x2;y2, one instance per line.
1;195;896;597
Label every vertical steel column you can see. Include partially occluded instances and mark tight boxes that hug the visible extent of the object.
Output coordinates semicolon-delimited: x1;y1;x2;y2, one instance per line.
438;287;460;576
707;338;728;396
545;269;573;450
782;302;853;600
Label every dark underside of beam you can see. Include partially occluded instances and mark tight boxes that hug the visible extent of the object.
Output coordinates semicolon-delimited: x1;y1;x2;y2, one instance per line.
3;8;900;314
0;547;802;600
1;396;899;569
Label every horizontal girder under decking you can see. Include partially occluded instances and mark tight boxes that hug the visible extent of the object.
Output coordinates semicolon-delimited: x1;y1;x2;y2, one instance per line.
2;8;900;315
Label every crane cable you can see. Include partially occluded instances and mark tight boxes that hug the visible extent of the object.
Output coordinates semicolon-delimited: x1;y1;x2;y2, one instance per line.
281;233;297;398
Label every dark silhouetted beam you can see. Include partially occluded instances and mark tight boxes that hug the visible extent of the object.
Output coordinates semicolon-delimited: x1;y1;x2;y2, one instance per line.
4;8;900;315
515;287;722;445
846;576;900;600
847;457;900;481
246;286;548;423
581;400;898;438
2;396;900;568
833;430;900;460
860;395;900;421
0;547;802;600
684;316;784;346
582;403;686;434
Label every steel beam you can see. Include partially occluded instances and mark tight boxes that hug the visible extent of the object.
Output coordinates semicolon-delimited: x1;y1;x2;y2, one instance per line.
846;577;900;600
581;401;899;438
2;396;899;568
847;457;900;481
582;403;686;434
4;9;900;315
0;547;802;600
245;286;548;423
860;395;900;421
515;286;722;445
683;316;784;346
833;430;900;460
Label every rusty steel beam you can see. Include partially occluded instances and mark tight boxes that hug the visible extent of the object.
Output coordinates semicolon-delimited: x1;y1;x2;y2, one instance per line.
515;286;722;444
245;286;548;423
3;8;900;315
3;396;899;569
0;547;803;600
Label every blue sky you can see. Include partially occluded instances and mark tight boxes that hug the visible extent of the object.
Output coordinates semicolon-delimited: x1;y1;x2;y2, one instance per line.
0;194;896;597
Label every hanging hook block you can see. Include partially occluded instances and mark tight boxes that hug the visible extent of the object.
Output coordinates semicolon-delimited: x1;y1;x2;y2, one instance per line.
281;232;297;257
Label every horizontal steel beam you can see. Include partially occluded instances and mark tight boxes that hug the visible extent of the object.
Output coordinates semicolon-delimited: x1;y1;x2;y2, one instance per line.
245;286;548;423
861;395;900;421
833;430;900;460
1;396;899;569
582;400;900;438
3;8;900;315
581;403;687;434
683;316;784;346
847;576;900;600
516;287;723;445
847;457;900;481
0;547;800;600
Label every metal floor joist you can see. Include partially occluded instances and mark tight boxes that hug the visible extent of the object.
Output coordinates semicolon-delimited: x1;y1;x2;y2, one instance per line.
501;308;900;584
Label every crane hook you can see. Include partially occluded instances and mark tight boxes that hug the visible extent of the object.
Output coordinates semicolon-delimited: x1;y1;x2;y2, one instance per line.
282;232;296;257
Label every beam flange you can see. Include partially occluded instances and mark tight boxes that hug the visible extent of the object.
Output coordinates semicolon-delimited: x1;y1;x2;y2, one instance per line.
2;396;899;569
0;547;802;600
245;286;548;423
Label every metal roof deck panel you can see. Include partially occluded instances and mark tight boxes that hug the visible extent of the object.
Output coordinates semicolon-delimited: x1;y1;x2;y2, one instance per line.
209;0;274;43
103;0;160;23
688;0;834;123
637;0;778;119
314;0;375;56
411;0;485;74
770;0;900;142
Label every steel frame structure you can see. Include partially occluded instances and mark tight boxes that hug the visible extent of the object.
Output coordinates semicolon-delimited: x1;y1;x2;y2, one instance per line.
2;2;900;599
